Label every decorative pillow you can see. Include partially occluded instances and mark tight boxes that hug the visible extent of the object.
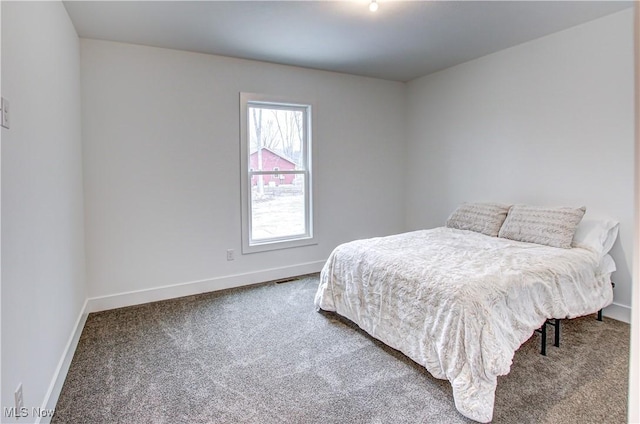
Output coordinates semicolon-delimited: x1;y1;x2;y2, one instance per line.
498;205;586;248
572;217;619;258
445;202;511;237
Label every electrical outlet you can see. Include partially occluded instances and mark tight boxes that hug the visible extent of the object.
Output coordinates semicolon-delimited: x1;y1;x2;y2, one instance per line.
1;97;9;129
15;383;24;411
226;249;235;261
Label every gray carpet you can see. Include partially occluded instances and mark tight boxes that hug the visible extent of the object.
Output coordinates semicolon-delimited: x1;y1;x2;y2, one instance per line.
53;275;629;423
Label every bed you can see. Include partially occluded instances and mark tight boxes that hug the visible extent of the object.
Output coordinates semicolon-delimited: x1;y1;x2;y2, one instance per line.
314;203;617;423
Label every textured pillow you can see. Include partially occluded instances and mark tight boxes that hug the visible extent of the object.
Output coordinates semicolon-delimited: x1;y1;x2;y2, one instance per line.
498;205;586;248
445;202;511;237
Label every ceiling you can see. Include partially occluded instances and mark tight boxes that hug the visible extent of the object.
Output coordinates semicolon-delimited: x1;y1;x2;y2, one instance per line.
63;1;633;82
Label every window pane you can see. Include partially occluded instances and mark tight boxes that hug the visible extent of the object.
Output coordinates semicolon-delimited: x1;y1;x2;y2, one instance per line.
251;174;306;241
248;106;305;170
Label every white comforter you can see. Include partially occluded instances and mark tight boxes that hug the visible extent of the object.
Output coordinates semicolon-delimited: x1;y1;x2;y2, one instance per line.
314;227;613;423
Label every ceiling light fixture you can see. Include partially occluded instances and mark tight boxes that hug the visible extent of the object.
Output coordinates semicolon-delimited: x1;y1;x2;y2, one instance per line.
369;0;379;12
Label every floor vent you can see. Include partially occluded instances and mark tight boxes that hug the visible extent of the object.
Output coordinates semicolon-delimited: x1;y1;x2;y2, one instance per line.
275;277;298;284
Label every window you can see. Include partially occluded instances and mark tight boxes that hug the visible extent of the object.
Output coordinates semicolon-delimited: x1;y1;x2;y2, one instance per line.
240;93;315;253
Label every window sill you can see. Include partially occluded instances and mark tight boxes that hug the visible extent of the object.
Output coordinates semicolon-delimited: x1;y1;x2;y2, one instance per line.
242;236;317;254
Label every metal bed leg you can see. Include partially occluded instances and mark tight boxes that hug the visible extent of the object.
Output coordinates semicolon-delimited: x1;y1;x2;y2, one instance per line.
535;319;562;355
546;318;560;347
541;323;547;355
535;322;547;356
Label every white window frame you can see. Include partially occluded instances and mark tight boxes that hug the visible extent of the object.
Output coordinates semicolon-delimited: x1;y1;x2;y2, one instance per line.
240;92;316;254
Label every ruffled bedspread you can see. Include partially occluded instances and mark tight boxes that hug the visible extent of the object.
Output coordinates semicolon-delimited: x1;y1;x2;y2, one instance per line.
314;227;613;423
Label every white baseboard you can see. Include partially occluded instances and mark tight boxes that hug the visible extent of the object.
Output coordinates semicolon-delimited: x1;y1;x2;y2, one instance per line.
37;299;89;424
87;260;325;313
603;302;631;324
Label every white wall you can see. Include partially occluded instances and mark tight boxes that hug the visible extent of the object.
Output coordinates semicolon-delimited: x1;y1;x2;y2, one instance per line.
80;39;406;305
405;9;635;321
0;0;4;415
629;4;639;422
1;1;86;422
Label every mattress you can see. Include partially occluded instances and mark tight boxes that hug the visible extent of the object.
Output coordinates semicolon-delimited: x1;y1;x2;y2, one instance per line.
314;227;613;422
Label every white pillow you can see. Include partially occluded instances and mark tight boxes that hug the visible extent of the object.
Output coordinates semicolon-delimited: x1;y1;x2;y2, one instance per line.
572;217;619;259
